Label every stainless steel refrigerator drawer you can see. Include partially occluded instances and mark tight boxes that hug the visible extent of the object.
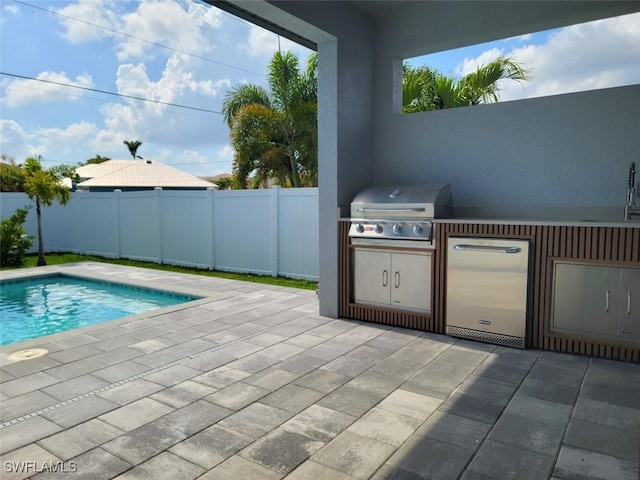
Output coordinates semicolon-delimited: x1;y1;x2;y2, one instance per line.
446;237;530;348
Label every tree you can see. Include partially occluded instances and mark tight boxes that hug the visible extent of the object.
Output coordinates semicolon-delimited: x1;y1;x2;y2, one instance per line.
222;50;318;188
123;140;143;160
22;157;76;266
214;177;233;190
83;154;111;165
402;56;530;112
0;154;25;192
0;206;34;267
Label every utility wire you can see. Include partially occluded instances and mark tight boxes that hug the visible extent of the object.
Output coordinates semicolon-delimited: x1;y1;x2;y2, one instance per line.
12;0;265;77
0;72;223;115
5;82;217;120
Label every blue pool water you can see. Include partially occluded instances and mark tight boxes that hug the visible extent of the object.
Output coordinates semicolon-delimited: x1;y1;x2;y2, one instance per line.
0;275;199;346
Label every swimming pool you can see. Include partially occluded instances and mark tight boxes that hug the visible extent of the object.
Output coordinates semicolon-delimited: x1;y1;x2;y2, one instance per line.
0;274;200;346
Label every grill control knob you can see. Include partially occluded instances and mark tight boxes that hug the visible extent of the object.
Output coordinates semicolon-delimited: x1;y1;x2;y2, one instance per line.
355;223;364;233
374;224;383;234
392;224;402;235
413;225;423;235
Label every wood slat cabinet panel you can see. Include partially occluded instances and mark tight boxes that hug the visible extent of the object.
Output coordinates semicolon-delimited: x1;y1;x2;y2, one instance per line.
340;220;639;362
435;223;640;363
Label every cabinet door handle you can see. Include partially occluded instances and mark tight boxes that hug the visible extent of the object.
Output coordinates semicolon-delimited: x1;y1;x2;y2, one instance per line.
628;292;632;315
605;289;609;312
394;271;400;288
382;270;388;287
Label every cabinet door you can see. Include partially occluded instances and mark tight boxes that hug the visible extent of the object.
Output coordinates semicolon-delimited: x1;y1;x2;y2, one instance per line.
552;263;619;336
618;268;640;339
353;249;391;306
391;252;431;312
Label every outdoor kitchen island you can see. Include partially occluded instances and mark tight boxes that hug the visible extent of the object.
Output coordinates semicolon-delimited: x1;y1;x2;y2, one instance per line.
339;218;640;363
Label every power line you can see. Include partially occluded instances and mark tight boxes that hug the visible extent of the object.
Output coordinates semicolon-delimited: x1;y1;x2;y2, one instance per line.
5;82;217;121
12;0;266;78
0;72;224;115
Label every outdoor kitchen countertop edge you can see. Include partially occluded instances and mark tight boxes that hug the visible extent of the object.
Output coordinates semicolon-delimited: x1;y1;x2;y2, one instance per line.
433;218;640;228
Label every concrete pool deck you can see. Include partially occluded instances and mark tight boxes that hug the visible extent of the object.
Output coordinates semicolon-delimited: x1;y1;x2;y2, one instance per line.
0;262;638;479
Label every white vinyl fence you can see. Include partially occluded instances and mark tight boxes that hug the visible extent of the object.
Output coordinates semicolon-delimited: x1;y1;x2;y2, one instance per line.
0;187;319;281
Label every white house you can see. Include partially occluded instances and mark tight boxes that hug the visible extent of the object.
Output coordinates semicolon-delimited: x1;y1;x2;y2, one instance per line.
76;159;215;192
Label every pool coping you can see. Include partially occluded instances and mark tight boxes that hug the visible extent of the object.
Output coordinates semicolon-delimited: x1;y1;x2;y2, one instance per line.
0;263;233;355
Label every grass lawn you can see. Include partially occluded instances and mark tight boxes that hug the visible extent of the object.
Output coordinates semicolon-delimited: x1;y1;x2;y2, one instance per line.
3;253;318;291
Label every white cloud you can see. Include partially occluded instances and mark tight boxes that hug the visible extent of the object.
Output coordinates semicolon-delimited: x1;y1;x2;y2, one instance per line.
3;72;94;107
3;4;19;15
56;0;120;44
56;0;223;61
0;119;98;166
455;47;504;77
0;119;31;161
217;144;234;159
176;149;207;166
33;122;98;160
240;24;309;59
91;52;231;155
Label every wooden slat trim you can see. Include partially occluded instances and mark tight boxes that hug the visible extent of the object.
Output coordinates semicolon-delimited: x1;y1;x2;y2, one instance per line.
340;220;640;363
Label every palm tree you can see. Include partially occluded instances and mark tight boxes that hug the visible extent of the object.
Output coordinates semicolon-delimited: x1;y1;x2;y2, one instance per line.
222;50;318;188
22;157;76;266
403;56;530;112
123;140;143;160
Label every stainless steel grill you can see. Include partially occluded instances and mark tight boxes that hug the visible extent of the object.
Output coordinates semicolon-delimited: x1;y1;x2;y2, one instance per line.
348;184;452;249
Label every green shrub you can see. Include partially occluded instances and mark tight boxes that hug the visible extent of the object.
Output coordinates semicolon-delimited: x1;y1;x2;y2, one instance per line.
0;207;34;267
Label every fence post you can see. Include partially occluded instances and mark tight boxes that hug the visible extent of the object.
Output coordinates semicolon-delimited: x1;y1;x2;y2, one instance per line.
270;186;279;277
114;189;122;258
75;190;84;255
155;187;163;264
207;187;216;270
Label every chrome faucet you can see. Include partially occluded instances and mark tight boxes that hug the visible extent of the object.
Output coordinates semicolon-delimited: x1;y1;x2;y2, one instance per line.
624;162;639;220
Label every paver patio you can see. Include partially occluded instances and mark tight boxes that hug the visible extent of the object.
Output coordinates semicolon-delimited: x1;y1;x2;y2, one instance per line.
0;262;638;480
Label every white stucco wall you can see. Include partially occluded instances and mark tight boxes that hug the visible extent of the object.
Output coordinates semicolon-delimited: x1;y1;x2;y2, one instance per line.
373;0;640;219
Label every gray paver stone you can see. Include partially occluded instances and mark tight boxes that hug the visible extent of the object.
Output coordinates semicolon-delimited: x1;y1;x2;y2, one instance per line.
468;440;555;480
169;425;252;469
36;419;124;461
311;430;397;478
218;402;293;439
553;446;639;480
197;455;282;480
260;384;325;413
41;395;119;429
157;400;232;436
0;417;63;455
204;382;269;410
281;404;355;442
102;421;187;465
387;435;474;480
113;451;204;480
98;398;174;431
239;428;324;475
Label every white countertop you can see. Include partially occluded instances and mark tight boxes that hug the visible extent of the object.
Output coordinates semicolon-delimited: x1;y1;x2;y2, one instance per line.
433;218;640;228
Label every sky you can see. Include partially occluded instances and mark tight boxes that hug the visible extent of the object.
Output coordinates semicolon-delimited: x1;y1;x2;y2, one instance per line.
408;11;640;103
0;0;312;176
1;2;639;178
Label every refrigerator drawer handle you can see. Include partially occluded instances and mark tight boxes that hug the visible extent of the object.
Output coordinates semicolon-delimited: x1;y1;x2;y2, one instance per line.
453;244;522;254
356;207;425;213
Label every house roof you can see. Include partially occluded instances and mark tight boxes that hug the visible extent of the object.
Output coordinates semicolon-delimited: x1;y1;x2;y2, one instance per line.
76;159;214;189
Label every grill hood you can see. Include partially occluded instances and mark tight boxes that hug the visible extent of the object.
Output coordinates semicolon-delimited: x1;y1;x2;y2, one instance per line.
350;184;452;220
